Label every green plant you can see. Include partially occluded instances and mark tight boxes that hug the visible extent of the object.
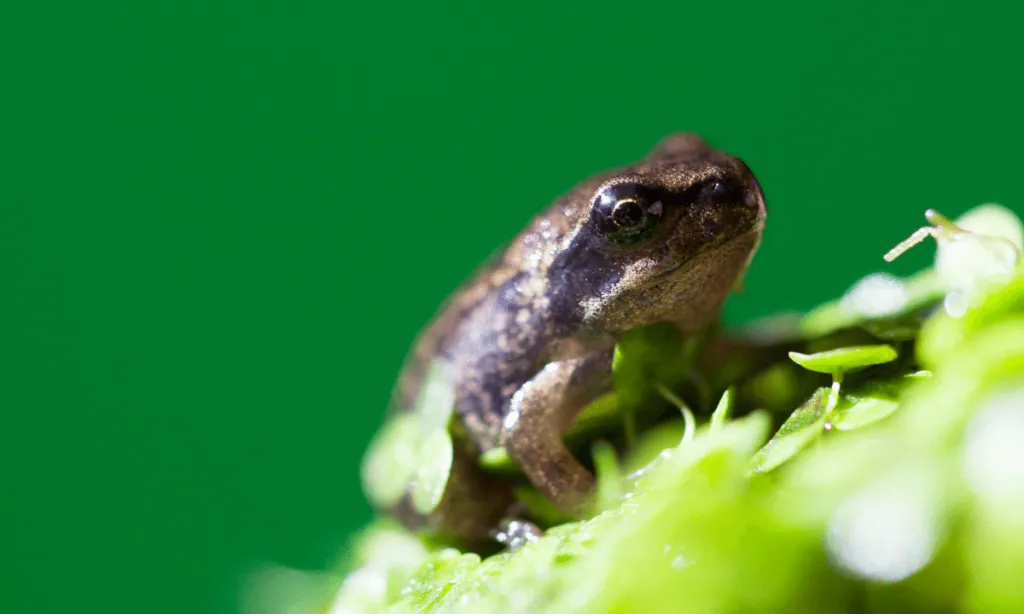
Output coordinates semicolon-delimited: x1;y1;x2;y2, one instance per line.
323;204;1024;613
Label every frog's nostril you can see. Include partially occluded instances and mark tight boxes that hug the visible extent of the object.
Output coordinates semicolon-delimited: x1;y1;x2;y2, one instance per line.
745;190;758;208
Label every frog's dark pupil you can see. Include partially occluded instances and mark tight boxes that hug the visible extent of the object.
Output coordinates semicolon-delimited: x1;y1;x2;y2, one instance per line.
612;199;644;227
710;180;742;205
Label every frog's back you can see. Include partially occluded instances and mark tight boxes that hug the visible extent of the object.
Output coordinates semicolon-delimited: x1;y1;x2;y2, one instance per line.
388;134;721;414
389;173;611;414
390;255;516;413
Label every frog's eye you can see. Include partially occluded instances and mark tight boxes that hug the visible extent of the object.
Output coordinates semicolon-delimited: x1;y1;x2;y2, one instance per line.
698;177;746;207
592;183;664;245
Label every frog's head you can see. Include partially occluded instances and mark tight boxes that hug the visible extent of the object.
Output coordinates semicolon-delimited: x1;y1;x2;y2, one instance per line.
550;134;767;336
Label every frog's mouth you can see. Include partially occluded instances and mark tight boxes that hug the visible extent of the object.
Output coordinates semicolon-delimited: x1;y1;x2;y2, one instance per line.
656;221;764;281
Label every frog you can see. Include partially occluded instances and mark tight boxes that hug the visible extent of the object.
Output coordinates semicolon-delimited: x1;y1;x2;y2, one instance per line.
383;133;767;546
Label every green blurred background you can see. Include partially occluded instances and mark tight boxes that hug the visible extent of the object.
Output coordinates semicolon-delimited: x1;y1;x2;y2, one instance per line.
5;1;1023;612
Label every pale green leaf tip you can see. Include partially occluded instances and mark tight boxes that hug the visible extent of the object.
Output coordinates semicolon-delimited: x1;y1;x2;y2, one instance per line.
709;386;735;432
479;447;513;471
409;429;454;515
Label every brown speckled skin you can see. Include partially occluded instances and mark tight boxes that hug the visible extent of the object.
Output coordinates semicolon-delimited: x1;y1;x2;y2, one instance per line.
389;134;767;543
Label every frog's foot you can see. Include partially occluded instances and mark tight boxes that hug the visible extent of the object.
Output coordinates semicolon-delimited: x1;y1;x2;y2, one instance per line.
492;517;544;550
422;439;517;549
500;350;613;516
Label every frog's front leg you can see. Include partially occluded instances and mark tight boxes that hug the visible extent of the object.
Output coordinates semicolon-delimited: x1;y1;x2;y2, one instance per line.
500;350;613;515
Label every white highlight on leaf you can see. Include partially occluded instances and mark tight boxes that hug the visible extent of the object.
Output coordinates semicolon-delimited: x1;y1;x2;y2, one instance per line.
826;474;939;582
331;567;388;614
840;273;909;317
935;231;1019;300
662;543;694;570
963;387;1024;502
956;203;1024;252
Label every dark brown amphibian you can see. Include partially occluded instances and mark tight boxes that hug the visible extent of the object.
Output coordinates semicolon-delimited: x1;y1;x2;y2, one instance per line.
386;134;767;545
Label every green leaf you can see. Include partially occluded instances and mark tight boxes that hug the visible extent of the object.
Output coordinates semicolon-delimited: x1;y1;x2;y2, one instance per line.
800;270;943;338
656;383;695;445
830;371;931;431
931;205;1023;300
680;404;696;445
742;362;807;414
361;361;461;513
612;323;689;403
570;392;623;436
478;446;517;474
592;440;623;511
935;231;1021;300
403;549;482;611
414;360;457;430
622;420;685;473
561;324;695;449
789;344;898;374
360;413;423;509
956;203;1024;251
409;428;455;515
750;387;830;473
710;386;736;433
352;521;430;570
513;486;573;527
917;273;1024;369
830;389;898;432
860;313;926;341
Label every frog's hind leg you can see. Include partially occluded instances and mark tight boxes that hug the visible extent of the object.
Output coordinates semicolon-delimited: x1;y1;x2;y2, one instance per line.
426;438;517;548
500;350;614;516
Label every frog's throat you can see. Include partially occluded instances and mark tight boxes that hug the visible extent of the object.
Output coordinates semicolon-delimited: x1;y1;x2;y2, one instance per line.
578;226;763;332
